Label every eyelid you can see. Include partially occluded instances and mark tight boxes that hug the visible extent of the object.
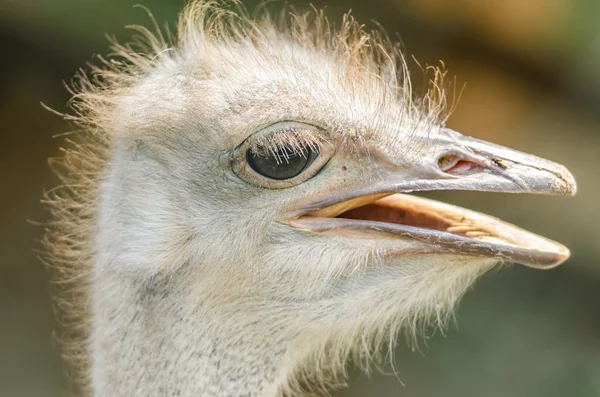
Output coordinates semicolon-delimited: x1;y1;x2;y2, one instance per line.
244;121;323;146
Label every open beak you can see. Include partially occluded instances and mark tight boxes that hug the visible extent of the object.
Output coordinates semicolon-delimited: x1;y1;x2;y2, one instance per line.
287;128;577;269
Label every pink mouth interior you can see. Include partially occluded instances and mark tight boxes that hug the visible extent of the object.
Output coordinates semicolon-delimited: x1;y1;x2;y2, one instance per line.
336;199;464;236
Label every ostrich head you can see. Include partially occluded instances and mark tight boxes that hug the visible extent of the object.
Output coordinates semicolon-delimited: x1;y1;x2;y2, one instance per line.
44;1;576;397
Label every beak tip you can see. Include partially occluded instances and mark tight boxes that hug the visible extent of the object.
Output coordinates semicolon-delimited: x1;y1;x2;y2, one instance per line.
555;246;571;266
567;177;578;197
547;242;571;269
523;245;571;270
556;166;577;197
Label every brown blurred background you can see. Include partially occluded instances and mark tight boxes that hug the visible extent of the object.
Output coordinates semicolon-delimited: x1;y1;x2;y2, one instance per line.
1;0;599;396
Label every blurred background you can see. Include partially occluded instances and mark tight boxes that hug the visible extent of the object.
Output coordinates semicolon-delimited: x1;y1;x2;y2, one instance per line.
1;0;599;396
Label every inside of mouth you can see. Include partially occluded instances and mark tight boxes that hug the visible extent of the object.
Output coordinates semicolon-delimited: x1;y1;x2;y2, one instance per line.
328;194;495;240
337;202;465;236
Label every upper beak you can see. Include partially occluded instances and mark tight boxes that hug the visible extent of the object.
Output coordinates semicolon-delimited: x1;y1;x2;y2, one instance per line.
287;128;577;269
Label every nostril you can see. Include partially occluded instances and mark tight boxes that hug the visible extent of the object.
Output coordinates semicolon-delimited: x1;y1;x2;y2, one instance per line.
437;154;460;171
438;154;482;175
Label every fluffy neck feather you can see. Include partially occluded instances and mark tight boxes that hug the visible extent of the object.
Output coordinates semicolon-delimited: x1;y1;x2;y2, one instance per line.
90;270;290;397
88;254;490;397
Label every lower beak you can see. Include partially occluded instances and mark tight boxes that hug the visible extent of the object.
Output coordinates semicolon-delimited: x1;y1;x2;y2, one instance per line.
287;128;577;269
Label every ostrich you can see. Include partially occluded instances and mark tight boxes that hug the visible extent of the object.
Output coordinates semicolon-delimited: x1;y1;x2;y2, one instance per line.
43;1;577;397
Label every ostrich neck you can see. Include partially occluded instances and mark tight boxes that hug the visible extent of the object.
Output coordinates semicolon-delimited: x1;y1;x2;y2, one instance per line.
90;269;289;397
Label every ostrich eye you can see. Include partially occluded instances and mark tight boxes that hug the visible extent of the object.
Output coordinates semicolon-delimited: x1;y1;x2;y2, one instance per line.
246;145;319;180
231;121;333;189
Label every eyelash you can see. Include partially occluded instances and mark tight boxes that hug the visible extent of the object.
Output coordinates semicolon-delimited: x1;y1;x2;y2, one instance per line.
247;127;322;160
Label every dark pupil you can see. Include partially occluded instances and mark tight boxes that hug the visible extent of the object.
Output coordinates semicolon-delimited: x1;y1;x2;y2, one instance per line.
246;145;317;180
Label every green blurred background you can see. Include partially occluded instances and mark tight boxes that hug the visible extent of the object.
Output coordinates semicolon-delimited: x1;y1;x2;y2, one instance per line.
1;0;599;396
